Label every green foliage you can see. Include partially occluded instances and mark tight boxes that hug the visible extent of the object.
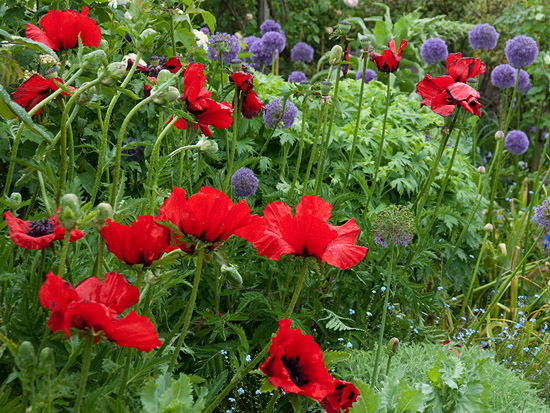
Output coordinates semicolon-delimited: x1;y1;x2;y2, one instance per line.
141;373;208;413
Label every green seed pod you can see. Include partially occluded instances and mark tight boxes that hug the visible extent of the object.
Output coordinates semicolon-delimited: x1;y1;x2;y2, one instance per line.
221;264;242;287
387;337;399;354
76;83;96;106
9;192;22;209
137;28;159;53
215;39;228;52
320;81;333;96
95;202;113;231
38;347;55;374
360;37;371;50
197;138;218;154
156;69;172;85
230;59;243;72
44;68;58;79
59;193;81;230
329;45;343;65
338;20;352;34
17;341;37;371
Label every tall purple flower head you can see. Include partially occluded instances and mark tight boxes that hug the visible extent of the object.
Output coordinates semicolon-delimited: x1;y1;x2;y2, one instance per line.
355;69;377;83
232;167;259;198
260;19;282;35
420;37;448;64
504;130;529;155
200;27;210;35
291;42;314;63
373;205;415;248
534;197;550;232
505;35;538;68
263;98;298;129
262;31;286;53
207;32;241;64
517;69;532;94
469;24;499;50
491;64;516;88
250;40;273;67
288;71;307;83
243;35;260;53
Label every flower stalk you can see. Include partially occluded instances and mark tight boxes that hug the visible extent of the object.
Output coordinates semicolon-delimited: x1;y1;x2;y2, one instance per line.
73;330;94;413
288;96;309;202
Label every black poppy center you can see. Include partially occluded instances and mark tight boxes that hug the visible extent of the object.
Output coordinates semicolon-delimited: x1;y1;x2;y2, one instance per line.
27;218;55;238
281;355;309;387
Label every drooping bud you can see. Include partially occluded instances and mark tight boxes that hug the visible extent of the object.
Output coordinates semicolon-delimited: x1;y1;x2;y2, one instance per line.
484;223;494;232
76;83;96;106
197;138;219;154
387;337;400;354
9;192;22;210
495;130;504;139
360;37;371;50
246;13;253;20
221;264;243;287
44;68;58;79
95;202;113;232
81;49;108;70
152;86;180;105
59;193;81;231
329;45;343;65
137;28;159;53
230;58;243;72
477;166;486;174
320;81;333;96
156;69;172;85
38;347;55;374
338;20;352;34
98;39;109;51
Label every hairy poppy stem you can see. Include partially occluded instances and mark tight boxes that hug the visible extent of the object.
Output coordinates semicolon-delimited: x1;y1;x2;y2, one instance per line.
288;96;309;202
57;227;72;280
302;103;329;195
204;259;309;413
224;86;242;193
371;244;394;386
74;330;94;413
95;237;105;278
117;349;133;401
343;51;368;191
265;391;281;412
168;248;205;372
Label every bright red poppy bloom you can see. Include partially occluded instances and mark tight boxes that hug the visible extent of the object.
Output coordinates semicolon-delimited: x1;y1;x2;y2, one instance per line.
446;53;486;83
252;195;367;270
39;271;161;352
172;63;233;137
3;210;84;250
11;74;75;116
260;318;334;401
369;39;407;73
157;186;265;253
321;379;360;413
26;7;101;51
99;215;171;267
416;74;482;117
229;71;265;119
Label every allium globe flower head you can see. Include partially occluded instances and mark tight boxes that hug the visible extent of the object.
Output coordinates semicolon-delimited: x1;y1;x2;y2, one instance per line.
469;24;499;50
232;168;259;198
504;130;529;155
263;98;298;129
243;35;260;53
491;64;516;88
291;42;314;63
207;32;241;63
535;197;550;232
505;35;538;68
262;31;286;53
355;69;377;83
288;71;307;83
517;69;532;94
420;37;448;64
373;205;415;248
260;19;282;35
249;40;273;67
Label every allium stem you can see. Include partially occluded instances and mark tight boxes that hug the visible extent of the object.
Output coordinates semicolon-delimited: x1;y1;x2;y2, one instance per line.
74;330;94;413
365;76;392;212
302;103;329;195
371;244;394;386
203;258;309;413
343;51;368;191
486;68;520;225
288;96;309;202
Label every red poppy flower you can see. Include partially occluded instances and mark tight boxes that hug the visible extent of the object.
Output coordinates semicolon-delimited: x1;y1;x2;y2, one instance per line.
11;74;75;116
369;39;407;73
157;186;265;253
172;63;233;137
39;271;161;352
446;53;486;83
26;7;101;51
229;71;265;119
321;379;360;413
99;215;171;267
260;318;334;401
341;44;350;77
137;56;183;77
252;195;367;270
416;74;482;117
3;210;84;250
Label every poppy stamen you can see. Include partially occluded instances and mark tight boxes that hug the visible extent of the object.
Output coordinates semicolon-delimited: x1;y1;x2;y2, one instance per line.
27;218;55;238
281;355;309;387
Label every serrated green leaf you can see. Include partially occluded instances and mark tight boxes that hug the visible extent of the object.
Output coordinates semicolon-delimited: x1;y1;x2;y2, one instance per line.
348;380;381;413
323;350;351;369
259;377;277;393
396;380;423;413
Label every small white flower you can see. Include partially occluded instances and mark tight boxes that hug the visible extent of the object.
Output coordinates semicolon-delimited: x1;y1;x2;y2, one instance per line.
193;29;209;50
343;0;358;7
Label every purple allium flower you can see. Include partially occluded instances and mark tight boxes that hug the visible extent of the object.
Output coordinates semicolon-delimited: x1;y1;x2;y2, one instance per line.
249;40;273;67
288;71;307;83
261;31;286;53
290;42;314;63
200;27;210;35
517;69;532;94
505;35;538;68
420;37;448;64
355;69;377;83
231;167;259;197
260;19;282;35
373;205;415;248
207;32;241;64
491;64;516;88
243;35;260;53
469;24;499;50
534;197;550;232
263;98;298;129
122;138;143;162
504;130;529;155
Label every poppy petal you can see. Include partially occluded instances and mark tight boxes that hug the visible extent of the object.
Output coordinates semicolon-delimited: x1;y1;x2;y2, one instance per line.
3;210;57;249
39;271;79;331
321;219;368;269
295;195;332;222
416;75;455;106
26;24;58;50
430;92;457;117
108;310;162;352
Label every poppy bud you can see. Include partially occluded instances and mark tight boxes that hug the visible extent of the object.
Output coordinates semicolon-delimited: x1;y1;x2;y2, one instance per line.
16;341;37;371
197;138;219;154
153;86;180;104
230;59;243;72
156;69;172;85
95;202;113;231
59;193;81;231
99;39;109;51
82;49;108;70
477;166;486;174
360;37;371;50
222;264;243;287
44;68;58;79
329;45;343;65
387;337;399;354
9;192;22;210
137;28;158;53
150;56;161;67
338;20;351;34
320;81;333;96
76;83;96;106
484;223;493;232
38;347;55;374
98;62;126;85
495;130;504;139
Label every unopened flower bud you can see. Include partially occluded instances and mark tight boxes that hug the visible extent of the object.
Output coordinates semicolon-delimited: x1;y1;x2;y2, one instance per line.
246;13;253;20
76;83;96;106
95;202;113;231
9;192;22;209
137;28;158;53
150;56;160;67
152;86;180;105
16;341;37;371
156;69;172;85
360;37;371;50
329;45;343;65
477;166;486;174
387;337;399;354
98;39;109;51
498;243;507;256
44;68;58;79
326;27;334;35
320;81;333;96
215;38;228;52
82;49;108;70
495;130;504;139
38;347;55;374
59;193;81;231
197;138;218;154
484;223;493;232
338;20;351;34
231;59;243;72
98;62;126;85
221;264;243;287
